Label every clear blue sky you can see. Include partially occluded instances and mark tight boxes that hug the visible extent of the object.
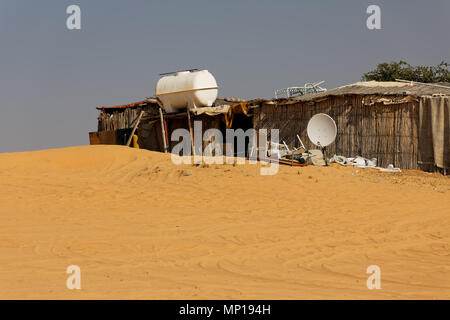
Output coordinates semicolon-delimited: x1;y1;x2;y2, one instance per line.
0;0;449;152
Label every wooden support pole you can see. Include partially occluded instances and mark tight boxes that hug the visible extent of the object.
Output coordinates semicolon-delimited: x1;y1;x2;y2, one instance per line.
186;109;195;156
126;110;144;147
159;108;168;153
164;118;169;152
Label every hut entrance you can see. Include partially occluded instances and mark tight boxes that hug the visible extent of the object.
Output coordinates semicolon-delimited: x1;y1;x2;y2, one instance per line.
229;113;254;158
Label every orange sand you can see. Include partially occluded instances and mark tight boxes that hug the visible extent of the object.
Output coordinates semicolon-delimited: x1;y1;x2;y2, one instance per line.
0;145;449;299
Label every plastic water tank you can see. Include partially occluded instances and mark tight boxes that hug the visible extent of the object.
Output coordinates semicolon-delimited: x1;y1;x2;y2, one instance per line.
155;70;218;113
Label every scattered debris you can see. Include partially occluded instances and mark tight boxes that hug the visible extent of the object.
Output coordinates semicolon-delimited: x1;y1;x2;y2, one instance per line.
330;155;401;172
275;81;327;99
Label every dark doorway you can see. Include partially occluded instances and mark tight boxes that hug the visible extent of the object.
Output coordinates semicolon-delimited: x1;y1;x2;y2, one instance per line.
228;114;254;158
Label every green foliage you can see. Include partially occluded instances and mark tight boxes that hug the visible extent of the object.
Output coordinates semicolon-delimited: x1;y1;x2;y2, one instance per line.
362;61;450;83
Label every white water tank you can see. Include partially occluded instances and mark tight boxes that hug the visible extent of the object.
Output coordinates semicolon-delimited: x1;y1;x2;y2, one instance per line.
155;70;218;113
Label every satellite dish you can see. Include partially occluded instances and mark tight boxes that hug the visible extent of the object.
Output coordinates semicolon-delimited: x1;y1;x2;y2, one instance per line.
307;113;337;147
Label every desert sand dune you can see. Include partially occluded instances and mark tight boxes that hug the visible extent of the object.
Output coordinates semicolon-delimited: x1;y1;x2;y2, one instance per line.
0;145;449;299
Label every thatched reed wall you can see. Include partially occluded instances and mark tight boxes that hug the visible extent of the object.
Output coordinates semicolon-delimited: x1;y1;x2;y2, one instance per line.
253;95;420;169
98;108;143;132
97;106;160;132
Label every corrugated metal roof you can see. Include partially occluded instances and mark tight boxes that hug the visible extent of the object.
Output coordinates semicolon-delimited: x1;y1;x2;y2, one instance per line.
96;97;243;111
97;98;159;111
274;81;450;104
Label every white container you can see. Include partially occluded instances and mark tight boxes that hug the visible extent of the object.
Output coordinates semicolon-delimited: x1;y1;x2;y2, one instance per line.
155;70;218;113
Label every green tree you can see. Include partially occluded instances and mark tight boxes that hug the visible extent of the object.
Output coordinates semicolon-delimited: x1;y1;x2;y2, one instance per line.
363;61;450;83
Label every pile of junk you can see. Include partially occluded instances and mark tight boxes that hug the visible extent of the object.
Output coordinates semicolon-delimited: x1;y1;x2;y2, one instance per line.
253;113;401;173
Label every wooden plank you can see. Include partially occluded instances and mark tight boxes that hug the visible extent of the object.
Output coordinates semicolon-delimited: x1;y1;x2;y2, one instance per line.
187;109;195;156
89;130;117;145
126;110;144;147
89;132;101;145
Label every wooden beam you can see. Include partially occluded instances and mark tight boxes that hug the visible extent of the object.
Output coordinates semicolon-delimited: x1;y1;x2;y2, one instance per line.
126;110;144;147
186;109;195;156
159;108;169;153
